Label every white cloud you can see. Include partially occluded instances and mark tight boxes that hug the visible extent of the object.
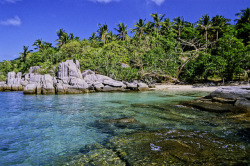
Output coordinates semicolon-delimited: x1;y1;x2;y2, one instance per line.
89;0;120;3
0;16;21;26
151;0;165;6
0;0;21;4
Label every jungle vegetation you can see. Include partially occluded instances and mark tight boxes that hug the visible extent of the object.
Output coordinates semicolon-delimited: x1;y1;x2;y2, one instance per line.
0;8;249;83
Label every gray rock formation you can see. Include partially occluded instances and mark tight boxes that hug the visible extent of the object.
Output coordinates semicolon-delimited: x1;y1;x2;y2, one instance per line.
1;71;24;91
1;59;150;94
41;74;55;94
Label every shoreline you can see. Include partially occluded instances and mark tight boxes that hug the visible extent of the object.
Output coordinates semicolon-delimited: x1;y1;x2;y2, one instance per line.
152;84;246;92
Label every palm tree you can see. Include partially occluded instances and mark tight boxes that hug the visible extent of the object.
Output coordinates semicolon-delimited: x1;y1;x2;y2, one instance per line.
114;23;128;40
32;39;44;51
97;23;108;44
235;7;250;24
159;18;172;35
89;32;99;41
173;17;188;39
131;19;146;38
43;42;52;50
212;15;230;41
235;8;250;44
150;12;165;34
20;46;32;62
106;31;117;43
69;33;74;40
145;21;155;35
197;14;212;43
56;28;66;46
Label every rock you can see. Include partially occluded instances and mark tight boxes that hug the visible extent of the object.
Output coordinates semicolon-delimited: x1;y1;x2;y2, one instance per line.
124;81;138;90
108;129;249;165
210;86;250;100
102;86;125;92
57;60;82;80
137;82;149;91
67;78;88;93
55;83;68;94
21;80;29;87
100;117;138;124
41;74;55;94
93;82;104;92
24;84;38;94
82;69;95;78
96;74;113;83
83;74;98;88
235;99;250;112
29;66;40;73
149;84;156;88
182;86;250;114
0;82;6;91
29;74;42;83
103;79;126;88
6;72;23;91
121;63;130;68
181;99;232;113
66;147;126;166
2;60;151;94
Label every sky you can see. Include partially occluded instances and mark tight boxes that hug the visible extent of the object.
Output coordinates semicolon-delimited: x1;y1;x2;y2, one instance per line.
0;0;249;62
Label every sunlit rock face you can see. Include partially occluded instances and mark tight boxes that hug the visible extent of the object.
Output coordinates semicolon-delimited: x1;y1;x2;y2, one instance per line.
0;59;149;94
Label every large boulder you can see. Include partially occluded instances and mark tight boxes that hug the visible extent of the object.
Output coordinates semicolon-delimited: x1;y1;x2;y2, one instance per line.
29;66;40;74
55;83;68;95
103;79;126;88
124;81;138;90
6;72;23;91
0;82;6;91
24;84;39;94
210;86;250;100
137;82;150;91
67;77;88;94
57;60;82;80
102;85;125;92
93;81;104;92
41;74;55;94
183;86;250;114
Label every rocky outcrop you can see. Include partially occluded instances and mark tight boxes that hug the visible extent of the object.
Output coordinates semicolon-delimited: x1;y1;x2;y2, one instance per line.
0;59;149;95
0;72;24;91
182;86;250;113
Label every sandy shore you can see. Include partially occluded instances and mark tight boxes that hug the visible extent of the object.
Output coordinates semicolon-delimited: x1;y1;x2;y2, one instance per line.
153;84;224;92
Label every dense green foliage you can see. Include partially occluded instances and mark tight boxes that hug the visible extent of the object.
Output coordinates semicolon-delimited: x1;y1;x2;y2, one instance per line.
0;8;249;83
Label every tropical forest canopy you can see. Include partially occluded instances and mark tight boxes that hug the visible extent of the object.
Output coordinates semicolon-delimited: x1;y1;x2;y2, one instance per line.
0;8;249;83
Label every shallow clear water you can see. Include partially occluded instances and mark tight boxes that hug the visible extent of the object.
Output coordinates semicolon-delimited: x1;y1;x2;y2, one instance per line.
0;91;249;165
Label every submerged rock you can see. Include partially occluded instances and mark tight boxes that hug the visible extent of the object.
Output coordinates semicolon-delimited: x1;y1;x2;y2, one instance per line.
100;117;138;124
108;129;249;165
181;99;232;113
66;143;126;166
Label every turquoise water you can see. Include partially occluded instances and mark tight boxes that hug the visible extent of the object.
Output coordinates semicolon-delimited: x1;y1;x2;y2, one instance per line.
0;91;249;165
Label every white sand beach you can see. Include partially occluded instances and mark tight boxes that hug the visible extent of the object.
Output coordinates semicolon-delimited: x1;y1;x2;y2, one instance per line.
153;84;225;92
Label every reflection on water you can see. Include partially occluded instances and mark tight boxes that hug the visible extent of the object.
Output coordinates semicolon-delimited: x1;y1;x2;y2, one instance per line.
0;91;249;165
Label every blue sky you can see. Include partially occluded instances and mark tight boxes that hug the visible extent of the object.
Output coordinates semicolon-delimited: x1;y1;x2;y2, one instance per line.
0;0;249;62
